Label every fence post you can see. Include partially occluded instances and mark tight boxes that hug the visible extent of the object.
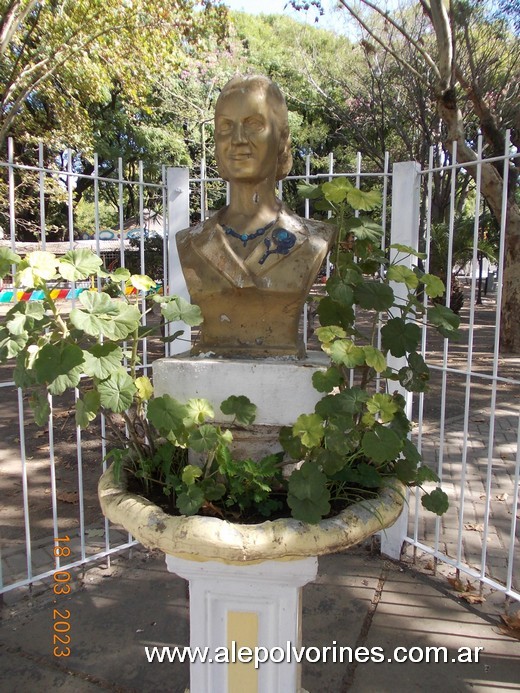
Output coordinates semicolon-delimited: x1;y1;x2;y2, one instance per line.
166;167;191;356
380;161;421;560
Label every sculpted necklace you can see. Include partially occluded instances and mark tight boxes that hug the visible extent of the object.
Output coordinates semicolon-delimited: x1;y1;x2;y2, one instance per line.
223;217;278;248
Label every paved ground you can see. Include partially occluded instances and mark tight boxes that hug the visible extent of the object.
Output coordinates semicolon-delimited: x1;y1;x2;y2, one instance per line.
410;405;519;594
1;544;519;693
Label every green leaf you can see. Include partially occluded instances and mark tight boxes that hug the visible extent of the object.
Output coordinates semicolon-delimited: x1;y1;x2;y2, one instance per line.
354;282;394;311
326;275;354;305
297;182;322;199
421;488;449;515
160;296;203;326
314;447;347;475
201;478;226;501
58;249;103;281
355;462;384;487
317;296;355;330
381;318;421;357
30;390;50;426
336;387;369;413
427;304;461;338
329;339;365;368
323;425;352;454
135;376;154;401
314;325;347;343
97;369;136;413
279;426;305;459
70;291;141;340
366;393;399;423
188;424;219;452
394;458;419;484
0;330;28;359
75;390;100;429
346;187;382;211
343;216;383;242
130;274;156;291
361;426;402;463
293;413;324;448
322;177;353;203
416;465;439;484
0;247;21;277
176;485;205;516
6;302;46;335
147;395;187;435
398;351;430;392
16;251;58;287
181;464;203;485
312;367;343;393
220;395;257;425
98;267;132;283
82;343;123;379
389;243;426;260
184;398;215;426
315;394;342;418
363;346;386;373
33;343;84;395
422;273;445;298
402;438;421;464
387;265;419;289
287;462;331;523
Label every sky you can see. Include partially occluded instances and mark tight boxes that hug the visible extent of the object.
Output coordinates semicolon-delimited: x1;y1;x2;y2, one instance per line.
221;0;349;35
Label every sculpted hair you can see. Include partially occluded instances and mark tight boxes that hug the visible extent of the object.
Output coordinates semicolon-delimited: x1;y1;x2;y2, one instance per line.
215;74;293;181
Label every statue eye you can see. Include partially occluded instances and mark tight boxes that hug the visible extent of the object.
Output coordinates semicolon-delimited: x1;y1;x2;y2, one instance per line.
217;119;233;134
245;117;264;132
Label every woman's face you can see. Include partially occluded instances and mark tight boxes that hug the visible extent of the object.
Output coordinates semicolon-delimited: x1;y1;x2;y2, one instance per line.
215;85;281;184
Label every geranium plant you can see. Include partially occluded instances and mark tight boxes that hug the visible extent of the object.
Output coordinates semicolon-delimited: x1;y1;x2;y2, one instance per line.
279;177;460;521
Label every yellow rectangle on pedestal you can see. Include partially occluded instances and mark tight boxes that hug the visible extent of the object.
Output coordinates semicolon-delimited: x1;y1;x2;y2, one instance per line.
227;611;259;693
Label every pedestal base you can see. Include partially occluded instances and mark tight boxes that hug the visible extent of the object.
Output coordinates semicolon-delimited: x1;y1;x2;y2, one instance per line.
153;352;328;459
166;555;318;693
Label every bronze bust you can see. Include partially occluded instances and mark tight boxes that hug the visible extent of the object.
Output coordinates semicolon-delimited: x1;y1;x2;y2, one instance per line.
177;74;336;358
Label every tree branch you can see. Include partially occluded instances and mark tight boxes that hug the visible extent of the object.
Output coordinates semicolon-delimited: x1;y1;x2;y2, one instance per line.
337;0;434;87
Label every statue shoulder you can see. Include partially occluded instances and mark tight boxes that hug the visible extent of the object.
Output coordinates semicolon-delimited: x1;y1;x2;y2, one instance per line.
279;206;336;244
303;217;337;244
176;219;211;249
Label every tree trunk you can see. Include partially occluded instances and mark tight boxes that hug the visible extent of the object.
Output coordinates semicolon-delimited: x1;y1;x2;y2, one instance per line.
437;89;520;352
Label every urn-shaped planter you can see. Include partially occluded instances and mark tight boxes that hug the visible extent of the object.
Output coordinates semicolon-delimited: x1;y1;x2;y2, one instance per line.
98;463;404;693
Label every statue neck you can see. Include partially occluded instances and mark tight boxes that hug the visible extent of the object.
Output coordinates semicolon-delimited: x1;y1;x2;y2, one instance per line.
223;180;281;232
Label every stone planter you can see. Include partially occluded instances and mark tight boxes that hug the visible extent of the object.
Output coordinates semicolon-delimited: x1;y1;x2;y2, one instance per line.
98;464;404;693
98;463;404;563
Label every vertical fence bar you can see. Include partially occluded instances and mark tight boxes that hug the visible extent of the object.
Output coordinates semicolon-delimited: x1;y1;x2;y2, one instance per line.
38;143;46;249
413;145;435;547
480;131;512;578
380;161;421;560
455;136;484;567
432;142;458;558
506;415;520;593
8;138;16;250
166;168;191;356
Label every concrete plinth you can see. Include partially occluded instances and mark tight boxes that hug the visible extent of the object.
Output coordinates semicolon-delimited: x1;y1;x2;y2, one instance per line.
166;554;317;693
152;352;329;459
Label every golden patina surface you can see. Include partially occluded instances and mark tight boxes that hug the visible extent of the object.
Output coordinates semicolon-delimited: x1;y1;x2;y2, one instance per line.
177;74;336;358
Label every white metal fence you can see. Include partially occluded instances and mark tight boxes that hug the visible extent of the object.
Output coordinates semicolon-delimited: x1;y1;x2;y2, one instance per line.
0;139;518;601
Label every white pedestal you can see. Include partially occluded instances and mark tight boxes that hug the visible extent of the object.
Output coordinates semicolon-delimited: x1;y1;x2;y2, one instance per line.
153;353;328;459
166;555;317;693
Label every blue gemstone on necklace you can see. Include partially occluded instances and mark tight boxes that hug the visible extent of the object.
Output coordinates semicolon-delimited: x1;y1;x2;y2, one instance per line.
241;234;248;241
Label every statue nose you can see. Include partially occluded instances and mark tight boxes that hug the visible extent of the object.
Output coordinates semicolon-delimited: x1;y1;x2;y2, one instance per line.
231;122;247;144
